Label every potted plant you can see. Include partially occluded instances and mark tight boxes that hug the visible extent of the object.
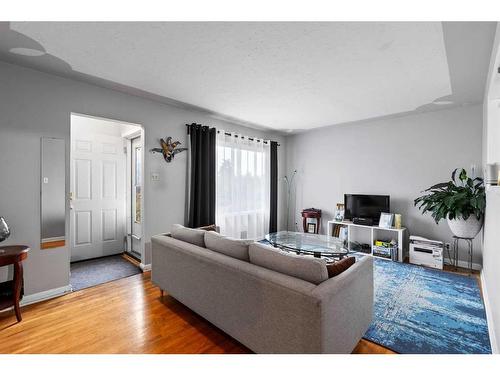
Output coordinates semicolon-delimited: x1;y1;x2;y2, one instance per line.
414;168;486;238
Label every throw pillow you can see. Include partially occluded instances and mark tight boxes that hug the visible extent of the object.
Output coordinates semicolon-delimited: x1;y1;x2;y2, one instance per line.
326;257;356;278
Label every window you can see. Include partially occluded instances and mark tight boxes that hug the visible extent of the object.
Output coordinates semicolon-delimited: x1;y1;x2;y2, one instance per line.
134;145;142;223
216;131;270;239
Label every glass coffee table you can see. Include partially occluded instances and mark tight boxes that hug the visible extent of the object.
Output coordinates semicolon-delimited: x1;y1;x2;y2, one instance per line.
265;231;349;260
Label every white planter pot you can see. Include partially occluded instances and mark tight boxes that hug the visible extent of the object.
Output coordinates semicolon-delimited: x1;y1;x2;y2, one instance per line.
447;216;483;238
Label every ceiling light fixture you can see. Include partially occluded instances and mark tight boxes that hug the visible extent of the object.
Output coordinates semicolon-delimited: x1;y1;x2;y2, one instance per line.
9;47;45;57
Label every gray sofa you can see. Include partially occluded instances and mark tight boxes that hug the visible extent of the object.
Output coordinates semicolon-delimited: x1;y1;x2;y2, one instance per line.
151;231;373;354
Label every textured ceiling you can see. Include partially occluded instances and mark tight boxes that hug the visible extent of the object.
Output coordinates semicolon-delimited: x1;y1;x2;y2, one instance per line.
0;22;496;132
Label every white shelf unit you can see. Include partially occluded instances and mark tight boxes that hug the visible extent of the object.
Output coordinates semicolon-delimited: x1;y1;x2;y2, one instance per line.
327;220;408;262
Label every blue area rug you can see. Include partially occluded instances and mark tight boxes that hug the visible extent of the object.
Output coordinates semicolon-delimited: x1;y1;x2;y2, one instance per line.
70;255;141;291
363;256;491;354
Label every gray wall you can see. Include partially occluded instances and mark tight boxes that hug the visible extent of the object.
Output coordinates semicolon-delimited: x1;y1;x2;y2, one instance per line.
286;104;484;265
0;61;286;296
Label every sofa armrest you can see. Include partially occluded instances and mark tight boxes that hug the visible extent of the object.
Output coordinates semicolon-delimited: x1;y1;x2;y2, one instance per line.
311;256;374;353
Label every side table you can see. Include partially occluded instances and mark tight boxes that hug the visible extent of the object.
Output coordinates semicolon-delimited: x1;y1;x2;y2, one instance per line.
451;236;473;273
301;208;322;234
0;245;29;322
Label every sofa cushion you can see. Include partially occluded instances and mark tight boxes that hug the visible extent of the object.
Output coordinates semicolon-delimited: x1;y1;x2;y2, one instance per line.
326;256;356;278
171;224;206;248
204;231;252;262
248;242;328;285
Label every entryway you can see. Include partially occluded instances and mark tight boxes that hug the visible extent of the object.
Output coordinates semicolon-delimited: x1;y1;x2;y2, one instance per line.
69;114;144;290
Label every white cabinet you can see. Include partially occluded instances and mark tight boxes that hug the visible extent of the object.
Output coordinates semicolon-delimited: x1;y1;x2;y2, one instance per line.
327;220;408;262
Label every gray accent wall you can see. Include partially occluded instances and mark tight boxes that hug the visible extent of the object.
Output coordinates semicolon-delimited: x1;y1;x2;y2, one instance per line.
0;61;286;296
285;104;484;265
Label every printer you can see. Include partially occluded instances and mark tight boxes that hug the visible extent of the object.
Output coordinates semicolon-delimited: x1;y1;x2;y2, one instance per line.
409;235;444;269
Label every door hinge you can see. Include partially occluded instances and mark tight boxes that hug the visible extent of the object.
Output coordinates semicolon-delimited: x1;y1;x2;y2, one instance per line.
123;146;127;154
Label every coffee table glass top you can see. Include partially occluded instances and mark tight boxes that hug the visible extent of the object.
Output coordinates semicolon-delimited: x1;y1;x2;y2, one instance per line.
265;231;348;258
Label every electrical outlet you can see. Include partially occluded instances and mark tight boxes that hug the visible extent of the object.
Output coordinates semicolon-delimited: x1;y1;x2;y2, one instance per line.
445;243;451;251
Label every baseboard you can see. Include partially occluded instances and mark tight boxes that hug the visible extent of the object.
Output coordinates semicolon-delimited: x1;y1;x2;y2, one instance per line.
480;270;498;354
444;260;482;271
41;236;65;243
21;285;73;307
140;263;151;271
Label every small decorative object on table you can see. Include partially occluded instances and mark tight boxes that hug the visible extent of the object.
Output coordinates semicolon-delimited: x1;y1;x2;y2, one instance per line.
379;213;394;228
394;214;402;229
301;208;321;234
307;223;317;233
0;216;10;246
334;203;345;221
150;136;188;163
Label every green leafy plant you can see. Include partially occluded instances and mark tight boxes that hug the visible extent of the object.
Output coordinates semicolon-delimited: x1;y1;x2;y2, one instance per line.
414;168;485;224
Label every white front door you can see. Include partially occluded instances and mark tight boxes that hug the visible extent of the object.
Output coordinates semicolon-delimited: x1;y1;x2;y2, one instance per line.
70;128;126;262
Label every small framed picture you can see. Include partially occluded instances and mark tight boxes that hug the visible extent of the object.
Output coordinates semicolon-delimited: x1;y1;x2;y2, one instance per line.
307;223;317;233
334;203;345;222
379;213;394;228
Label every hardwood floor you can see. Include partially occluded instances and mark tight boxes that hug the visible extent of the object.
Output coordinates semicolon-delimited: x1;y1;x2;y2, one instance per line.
41;240;66;250
0;265;479;354
0;272;249;354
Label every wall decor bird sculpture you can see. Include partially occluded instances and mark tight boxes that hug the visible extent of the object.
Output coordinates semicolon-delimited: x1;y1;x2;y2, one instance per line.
150;137;188;163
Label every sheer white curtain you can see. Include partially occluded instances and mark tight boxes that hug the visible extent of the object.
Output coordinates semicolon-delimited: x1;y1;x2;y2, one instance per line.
216;131;270;239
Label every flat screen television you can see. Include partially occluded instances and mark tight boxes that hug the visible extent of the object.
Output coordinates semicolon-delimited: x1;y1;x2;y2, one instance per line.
344;194;390;225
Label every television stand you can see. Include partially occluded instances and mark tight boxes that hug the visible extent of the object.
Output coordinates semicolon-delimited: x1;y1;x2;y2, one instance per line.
327;220;408;262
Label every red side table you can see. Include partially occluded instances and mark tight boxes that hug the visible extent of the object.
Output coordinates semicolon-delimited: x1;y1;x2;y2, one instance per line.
0;245;29;322
301;208;322;234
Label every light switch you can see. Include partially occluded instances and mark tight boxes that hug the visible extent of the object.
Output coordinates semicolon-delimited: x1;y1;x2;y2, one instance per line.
151;172;160;181
43;177;49;184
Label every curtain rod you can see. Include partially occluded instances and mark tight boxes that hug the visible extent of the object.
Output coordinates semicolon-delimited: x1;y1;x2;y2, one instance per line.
185;124;280;146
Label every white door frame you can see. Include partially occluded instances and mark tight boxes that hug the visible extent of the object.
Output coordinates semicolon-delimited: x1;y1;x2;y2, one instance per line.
124;129;144;261
69;112;146;267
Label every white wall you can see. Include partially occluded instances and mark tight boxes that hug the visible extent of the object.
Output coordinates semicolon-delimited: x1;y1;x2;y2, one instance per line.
482;187;500;353
481;22;500;354
485;99;500;164
286;104;484;266
0;61;286;296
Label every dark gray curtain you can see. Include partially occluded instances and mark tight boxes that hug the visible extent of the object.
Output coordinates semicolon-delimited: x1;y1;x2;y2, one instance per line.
187;123;216;228
269;141;278;233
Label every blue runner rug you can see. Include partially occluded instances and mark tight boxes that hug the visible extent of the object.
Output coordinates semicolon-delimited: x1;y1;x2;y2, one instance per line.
363;256;491;354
